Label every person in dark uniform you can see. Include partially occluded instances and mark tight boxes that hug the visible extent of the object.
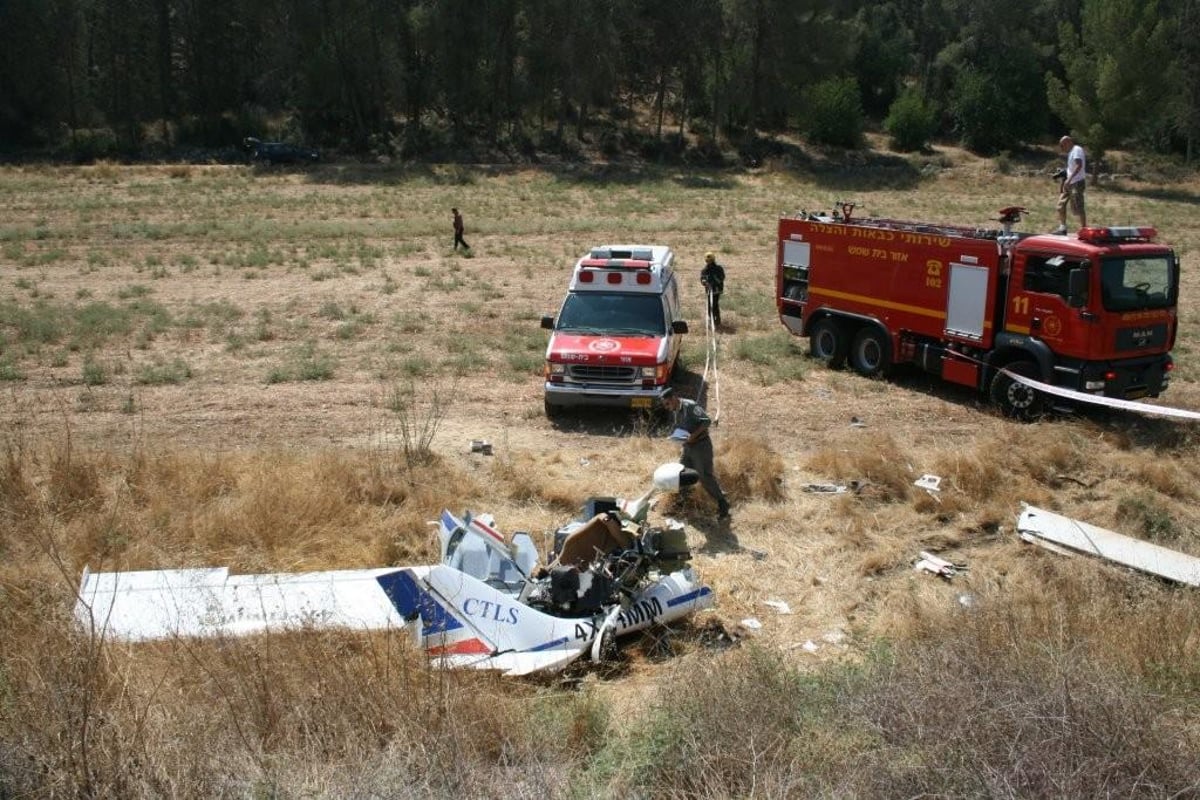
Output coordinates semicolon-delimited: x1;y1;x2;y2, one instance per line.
700;251;725;327
452;208;470;251
661;388;730;521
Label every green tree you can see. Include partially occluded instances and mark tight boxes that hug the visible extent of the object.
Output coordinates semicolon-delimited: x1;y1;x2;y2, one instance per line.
1169;0;1200;159
803;76;864;148
721;0;847;138
884;86;937;151
936;0;1053;153
848;2;914;118
1047;0;1177;154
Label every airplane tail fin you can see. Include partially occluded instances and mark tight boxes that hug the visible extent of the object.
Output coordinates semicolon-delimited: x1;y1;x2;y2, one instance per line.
408;565;589;675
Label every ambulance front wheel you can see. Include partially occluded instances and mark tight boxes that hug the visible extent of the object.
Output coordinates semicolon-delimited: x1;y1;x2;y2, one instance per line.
989;360;1045;421
850;327;890;377
809;318;848;368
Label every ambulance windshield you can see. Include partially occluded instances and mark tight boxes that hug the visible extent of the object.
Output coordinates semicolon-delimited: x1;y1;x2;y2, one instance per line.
557;292;666;336
1100;255;1175;312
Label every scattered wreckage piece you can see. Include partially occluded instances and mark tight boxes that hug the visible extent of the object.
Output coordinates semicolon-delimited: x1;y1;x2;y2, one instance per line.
802;480;867;495
804;483;847;494
913;551;966;579
1017;504;1200;587
74;463;717;676
914;474;942;492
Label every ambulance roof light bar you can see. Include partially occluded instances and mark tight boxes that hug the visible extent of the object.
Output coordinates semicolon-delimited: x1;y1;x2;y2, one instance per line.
579;257;654;270
590;247;655;261
1077;226;1157;244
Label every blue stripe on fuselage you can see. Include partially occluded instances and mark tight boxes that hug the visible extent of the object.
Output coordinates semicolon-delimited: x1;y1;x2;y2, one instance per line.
666;586;713;608
529;636;571;652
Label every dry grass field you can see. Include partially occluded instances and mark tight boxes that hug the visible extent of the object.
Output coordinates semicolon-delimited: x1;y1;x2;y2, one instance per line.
2;145;1200;797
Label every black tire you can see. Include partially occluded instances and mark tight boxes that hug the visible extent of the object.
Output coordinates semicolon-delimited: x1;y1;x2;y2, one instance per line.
989;360;1045;420
849;327;890;377
544;397;563;420
809;317;848;368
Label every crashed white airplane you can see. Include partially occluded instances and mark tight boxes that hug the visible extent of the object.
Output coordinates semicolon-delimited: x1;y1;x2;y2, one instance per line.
75;463;715;676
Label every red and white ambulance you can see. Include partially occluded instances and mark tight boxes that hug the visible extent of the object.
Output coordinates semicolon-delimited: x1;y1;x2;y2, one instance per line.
541;245;689;417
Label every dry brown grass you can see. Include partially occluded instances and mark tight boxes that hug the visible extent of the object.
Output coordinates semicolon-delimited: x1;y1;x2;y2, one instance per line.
805;431;914;503
716;433;785;503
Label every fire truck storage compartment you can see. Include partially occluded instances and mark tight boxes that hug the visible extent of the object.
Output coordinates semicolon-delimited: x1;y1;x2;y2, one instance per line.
944;263;990;341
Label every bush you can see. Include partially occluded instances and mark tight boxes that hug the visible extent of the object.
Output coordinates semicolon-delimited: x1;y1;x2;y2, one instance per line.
802;77;864;149
884;88;938;152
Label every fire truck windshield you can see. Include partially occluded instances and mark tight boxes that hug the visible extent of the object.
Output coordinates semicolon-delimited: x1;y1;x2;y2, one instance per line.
557;292;666;336
1100;255;1175;312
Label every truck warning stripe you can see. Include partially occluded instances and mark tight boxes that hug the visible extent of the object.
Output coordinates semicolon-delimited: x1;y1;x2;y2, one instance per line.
810;288;994;332
810;288;945;321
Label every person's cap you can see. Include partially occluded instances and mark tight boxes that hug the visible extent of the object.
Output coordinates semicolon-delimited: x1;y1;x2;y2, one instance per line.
705;252;715;262
452;207;458;212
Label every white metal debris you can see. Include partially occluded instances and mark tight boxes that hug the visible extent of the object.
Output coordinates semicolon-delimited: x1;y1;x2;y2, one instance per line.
803;483;847;494
1017;504;1200;587
913;551;966;578
914;474;942;492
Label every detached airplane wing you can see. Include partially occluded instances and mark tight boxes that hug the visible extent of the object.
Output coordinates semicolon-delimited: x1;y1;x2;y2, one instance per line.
75;565;418;642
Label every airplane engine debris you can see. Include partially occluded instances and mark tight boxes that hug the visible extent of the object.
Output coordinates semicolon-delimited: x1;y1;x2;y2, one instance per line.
75;463;716;676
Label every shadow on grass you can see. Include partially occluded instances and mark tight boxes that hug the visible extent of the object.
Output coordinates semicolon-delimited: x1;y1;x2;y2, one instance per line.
1093;182;1200;206
290;146;922;192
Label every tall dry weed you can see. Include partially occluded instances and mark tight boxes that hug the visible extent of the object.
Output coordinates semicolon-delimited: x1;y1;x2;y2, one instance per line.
842;585;1200;798
716;434;785;502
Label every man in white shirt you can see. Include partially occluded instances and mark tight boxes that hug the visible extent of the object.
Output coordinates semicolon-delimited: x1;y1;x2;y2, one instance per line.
1054;135;1087;234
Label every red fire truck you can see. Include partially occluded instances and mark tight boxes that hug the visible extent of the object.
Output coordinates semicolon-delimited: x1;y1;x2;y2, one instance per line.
776;204;1178;418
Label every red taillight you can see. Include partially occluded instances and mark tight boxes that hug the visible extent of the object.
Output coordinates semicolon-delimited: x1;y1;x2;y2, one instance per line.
578;271;593;283
606;272;621;284
1104;370;1117;381
636;272;651;284
1166;361;1175;372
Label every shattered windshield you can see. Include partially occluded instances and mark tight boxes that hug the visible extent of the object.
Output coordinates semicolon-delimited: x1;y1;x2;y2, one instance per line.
557;292;666;336
1100;255;1176;312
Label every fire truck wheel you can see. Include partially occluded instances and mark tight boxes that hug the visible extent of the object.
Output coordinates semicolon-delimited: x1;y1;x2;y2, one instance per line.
544;398;564;420
850;327;890;377
809;318;848;368
989;360;1045;420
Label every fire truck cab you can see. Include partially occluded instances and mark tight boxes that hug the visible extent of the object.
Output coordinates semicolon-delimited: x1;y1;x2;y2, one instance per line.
541;245;688;417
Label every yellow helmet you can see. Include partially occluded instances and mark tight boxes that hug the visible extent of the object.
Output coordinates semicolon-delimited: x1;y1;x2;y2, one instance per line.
705;252;715;263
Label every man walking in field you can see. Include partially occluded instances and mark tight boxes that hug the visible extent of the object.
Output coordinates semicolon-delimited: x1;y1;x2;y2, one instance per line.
1054;135;1087;234
700;251;725;328
661;388;731;522
452;207;470;251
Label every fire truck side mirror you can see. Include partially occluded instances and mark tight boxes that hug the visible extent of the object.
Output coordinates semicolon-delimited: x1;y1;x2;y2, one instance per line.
671;320;689;334
1067;269;1088;308
541;315;556;330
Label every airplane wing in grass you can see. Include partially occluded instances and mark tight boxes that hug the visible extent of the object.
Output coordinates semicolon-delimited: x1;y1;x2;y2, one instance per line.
75;565;417;642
